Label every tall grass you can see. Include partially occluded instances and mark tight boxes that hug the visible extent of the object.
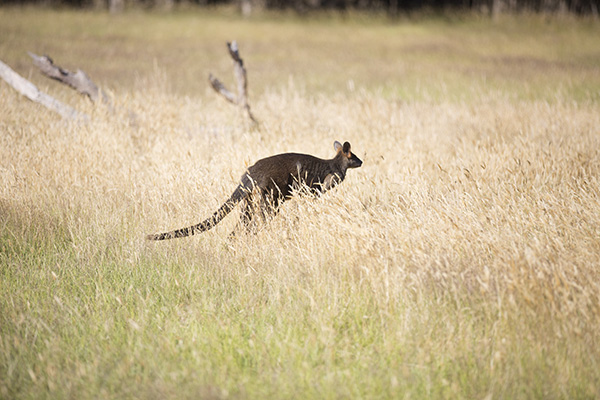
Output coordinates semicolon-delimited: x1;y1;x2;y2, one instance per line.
1;8;600;399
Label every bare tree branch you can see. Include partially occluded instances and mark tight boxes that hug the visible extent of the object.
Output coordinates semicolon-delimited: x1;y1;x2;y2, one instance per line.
0;58;89;121
208;73;237;104
228;41;258;125
209;40;258;126
28;52;111;108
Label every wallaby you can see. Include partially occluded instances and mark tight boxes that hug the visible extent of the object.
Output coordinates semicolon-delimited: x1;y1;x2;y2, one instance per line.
146;141;362;240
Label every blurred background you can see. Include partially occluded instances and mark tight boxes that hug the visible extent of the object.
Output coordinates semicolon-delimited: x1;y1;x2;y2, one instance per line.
0;0;598;17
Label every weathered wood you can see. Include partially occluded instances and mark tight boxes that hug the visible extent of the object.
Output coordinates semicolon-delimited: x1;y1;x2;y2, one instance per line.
228;41;258;125
208;73;237;104
29;52;110;107
209;40;258;126
0;58;89;121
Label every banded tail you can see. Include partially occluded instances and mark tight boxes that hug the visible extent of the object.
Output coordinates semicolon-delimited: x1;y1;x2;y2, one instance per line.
146;184;248;241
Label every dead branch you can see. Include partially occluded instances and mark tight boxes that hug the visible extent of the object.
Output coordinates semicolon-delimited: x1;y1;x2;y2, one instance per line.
209;41;258;126
0;58;89;121
208;73;237;104
29;52;111;108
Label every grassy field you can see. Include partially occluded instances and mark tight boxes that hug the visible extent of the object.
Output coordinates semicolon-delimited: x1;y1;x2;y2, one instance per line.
1;6;600;399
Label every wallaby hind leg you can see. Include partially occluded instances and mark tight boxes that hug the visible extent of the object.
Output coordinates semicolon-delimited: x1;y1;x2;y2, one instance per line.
229;193;264;237
229;197;252;238
229;192;280;238
260;192;282;222
248;192;278;231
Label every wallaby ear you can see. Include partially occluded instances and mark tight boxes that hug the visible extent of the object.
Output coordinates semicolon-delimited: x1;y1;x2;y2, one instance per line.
343;142;351;154
333;141;343;153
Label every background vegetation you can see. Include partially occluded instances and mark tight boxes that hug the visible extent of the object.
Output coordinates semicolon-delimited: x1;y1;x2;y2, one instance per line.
1;7;600;399
1;0;599;17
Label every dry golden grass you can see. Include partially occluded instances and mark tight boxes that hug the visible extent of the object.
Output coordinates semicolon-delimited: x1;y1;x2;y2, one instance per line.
1;7;600;399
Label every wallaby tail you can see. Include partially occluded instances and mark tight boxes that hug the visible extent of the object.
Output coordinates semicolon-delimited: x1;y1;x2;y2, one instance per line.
146;184;248;241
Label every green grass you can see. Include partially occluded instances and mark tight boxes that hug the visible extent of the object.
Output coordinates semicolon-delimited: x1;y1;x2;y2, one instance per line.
1;6;599;100
1;6;600;399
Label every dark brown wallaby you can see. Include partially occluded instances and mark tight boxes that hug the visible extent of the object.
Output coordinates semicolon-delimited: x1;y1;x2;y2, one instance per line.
146;141;362;240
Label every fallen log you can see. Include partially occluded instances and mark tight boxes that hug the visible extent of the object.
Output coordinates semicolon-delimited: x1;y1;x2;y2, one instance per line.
0;58;89;121
29;52;112;109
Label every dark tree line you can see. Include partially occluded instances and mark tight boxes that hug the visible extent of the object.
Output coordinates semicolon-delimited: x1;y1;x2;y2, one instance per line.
1;0;598;15
261;0;598;14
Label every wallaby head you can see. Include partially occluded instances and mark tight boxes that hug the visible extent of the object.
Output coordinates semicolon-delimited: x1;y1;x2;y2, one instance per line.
147;140;362;241
334;141;363;170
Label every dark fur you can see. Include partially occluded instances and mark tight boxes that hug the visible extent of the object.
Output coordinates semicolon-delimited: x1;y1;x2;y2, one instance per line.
146;141;362;240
